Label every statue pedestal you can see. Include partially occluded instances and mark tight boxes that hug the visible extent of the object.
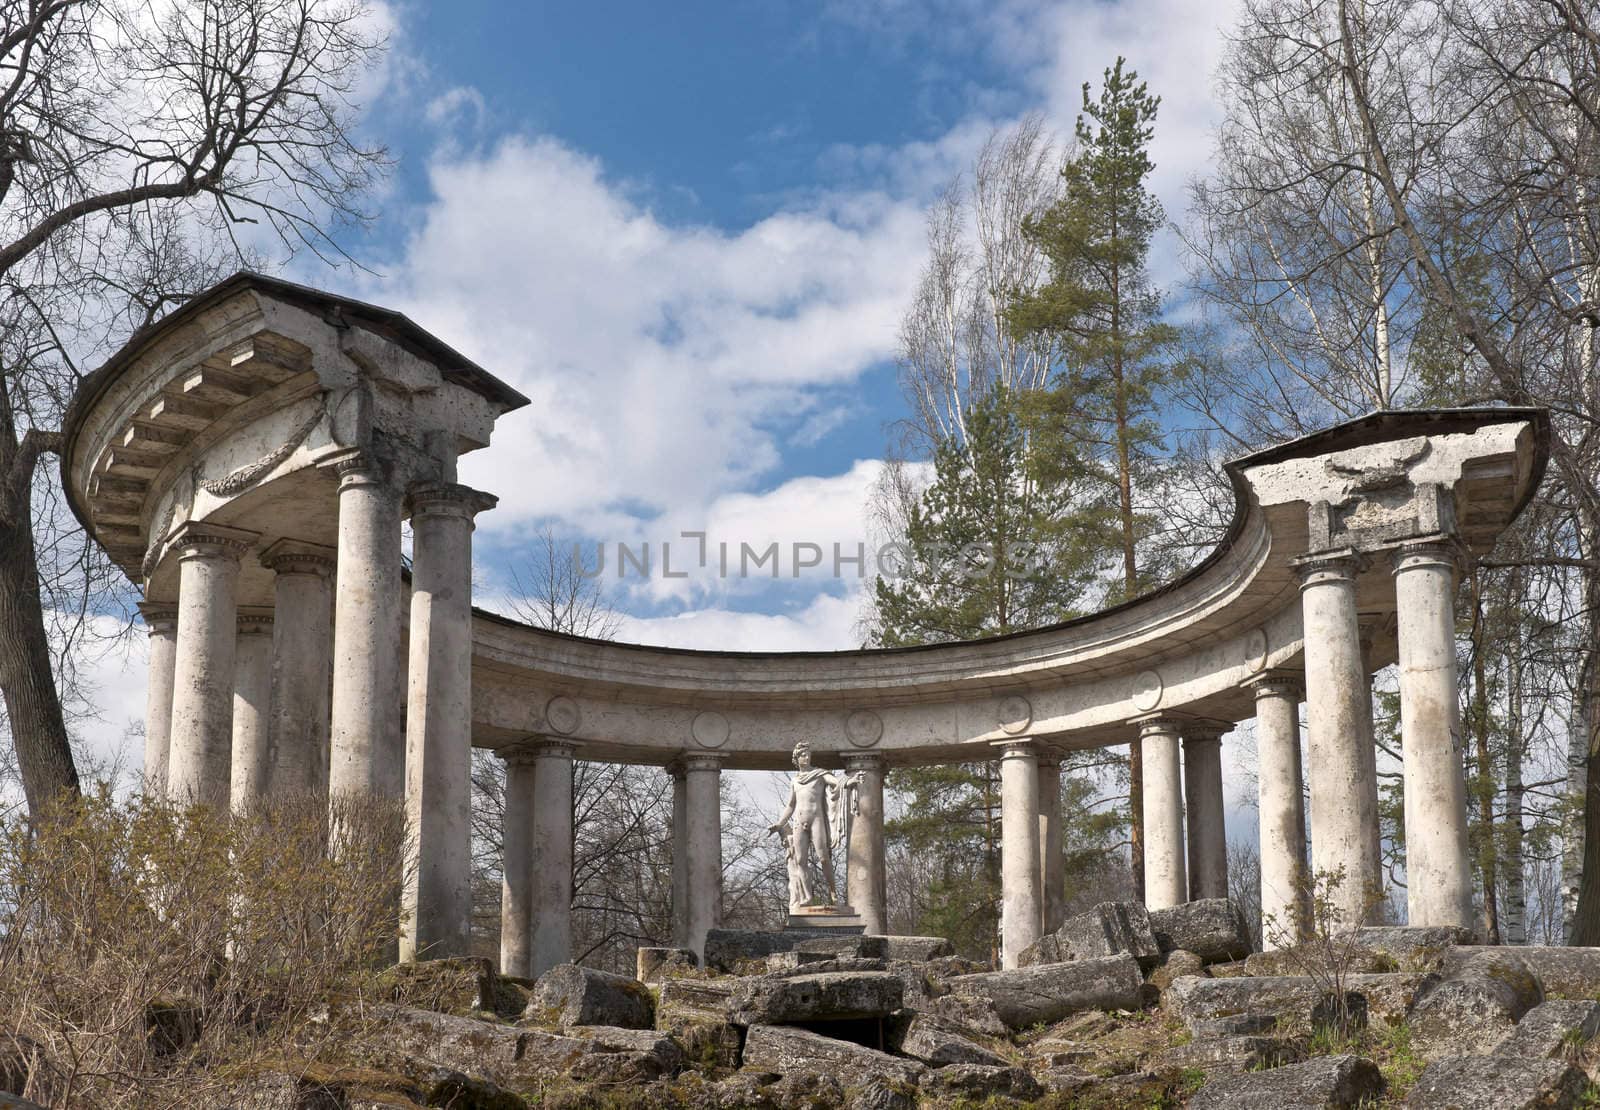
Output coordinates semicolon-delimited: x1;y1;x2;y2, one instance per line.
784;905;866;933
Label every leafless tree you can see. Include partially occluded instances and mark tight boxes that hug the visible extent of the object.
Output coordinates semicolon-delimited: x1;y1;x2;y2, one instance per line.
0;0;387;814
1183;0;1419;434
1199;0;1600;940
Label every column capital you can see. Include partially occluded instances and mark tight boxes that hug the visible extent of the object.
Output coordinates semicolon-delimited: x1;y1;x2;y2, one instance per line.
1243;669;1304;700
321;448;393;491
496;741;541;766
259;537;336;577
137;600;178;630
995;737;1039;760
1182;718;1233;744
682;754;722;773
1131;714;1185;737
530;738;577;761
236;606;275;634
843;752;886;773
1291;548;1369;587
170;520;257;562
1387;534;1465;575
405;481;497;523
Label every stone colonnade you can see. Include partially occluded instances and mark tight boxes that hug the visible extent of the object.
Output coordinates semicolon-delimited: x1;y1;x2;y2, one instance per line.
142;512;1478;972
143;458;496;962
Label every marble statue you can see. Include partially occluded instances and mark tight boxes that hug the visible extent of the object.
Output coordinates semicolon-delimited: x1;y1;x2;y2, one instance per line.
769;740;859;911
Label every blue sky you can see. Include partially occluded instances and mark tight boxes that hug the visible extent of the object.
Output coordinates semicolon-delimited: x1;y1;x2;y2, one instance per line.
277;0;1244;654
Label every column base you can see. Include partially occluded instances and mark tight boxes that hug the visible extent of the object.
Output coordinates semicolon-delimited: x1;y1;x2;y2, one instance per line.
784;906;865;933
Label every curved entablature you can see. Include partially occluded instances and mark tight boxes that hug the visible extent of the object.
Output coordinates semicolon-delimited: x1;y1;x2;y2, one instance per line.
466;409;1546;769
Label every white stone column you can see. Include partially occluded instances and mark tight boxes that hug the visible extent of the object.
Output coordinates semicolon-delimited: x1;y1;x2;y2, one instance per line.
999;739;1042;969
1392;538;1475;931
1138;717;1187;910
329;456;404;800
683;755;722;959
167;523;256;807
401;482;496;961
1296;551;1383;925
228;609;275;810
845;753;887;936
260;541;335;797
531;741;576;977
1246;672;1311;947
1183;721;1230;902
1038;755;1065;933
139;602;177;792
670;762;689;950
498;744;537;978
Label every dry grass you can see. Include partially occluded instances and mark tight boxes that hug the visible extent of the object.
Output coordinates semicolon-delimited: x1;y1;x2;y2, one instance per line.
0;786;408;1108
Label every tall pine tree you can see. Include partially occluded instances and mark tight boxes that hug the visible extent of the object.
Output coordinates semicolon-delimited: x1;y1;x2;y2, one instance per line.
1006;58;1181;902
874;388;1114;959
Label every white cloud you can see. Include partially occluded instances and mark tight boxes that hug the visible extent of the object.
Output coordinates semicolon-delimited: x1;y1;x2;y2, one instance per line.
619;589;864;652
356;136;926;537
341;0;1244;654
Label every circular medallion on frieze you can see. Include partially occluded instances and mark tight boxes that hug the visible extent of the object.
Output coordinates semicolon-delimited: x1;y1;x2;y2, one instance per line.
544;695;581;735
1131;670;1164;713
998;695;1033;735
691;710;731;749
1246;626;1270;672
845;709;883;748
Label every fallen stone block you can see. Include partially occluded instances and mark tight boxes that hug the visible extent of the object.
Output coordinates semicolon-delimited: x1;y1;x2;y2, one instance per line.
1019;901;1163;968
927;992;1010;1038
1017;932;1063;966
921;1063;1042;1101
704;927;876;972
923;955;987;981
795;934;889;959
885;960;936;1008
1348;925;1472;969
1496;999;1600;1060
730;970;904;1025
1406;1055;1588;1109
741;1024;925;1086
844;1075;917;1110
653;978;744;1071
372;956;517;1018
1409;950;1542;1058
656;977;737;1023
879;935;955;962
1022;1037;1095;1068
1060;901;1162;967
888;1011;1008;1067
947;955;1143;1030
636;946;698;983
526;963;655;1029
765;953;888;975
355;1002;675;1088
1166;973;1426;1030
1441;945;1600;1000
1148;899;1253;963
1191;1012;1279;1038
1148;948;1207;990
1246;926;1471;978
1189;1053;1384;1109
1155;1033;1305;1075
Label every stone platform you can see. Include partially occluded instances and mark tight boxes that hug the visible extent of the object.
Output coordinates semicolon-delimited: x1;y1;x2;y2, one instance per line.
785;906;865;933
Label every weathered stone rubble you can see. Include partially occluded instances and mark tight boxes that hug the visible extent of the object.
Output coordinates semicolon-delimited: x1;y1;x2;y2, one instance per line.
290;906;1600;1109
